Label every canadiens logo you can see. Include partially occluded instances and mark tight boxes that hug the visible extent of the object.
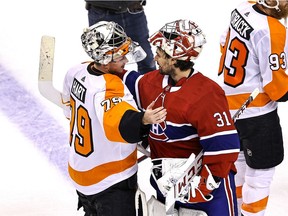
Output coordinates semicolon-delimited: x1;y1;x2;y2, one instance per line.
149;121;197;142
149;121;168;141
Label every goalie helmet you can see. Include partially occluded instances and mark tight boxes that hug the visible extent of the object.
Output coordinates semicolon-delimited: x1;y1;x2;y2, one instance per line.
149;19;206;61
257;0;280;11
81;21;146;64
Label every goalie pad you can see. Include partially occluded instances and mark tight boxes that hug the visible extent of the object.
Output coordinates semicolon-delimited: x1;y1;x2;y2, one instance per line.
178;207;208;216
147;196;207;216
147;195;178;216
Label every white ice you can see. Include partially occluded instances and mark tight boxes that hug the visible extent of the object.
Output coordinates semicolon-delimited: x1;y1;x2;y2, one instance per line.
0;0;288;215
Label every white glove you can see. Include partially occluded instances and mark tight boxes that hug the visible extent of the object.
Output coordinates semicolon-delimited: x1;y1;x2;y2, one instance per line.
151;153;196;196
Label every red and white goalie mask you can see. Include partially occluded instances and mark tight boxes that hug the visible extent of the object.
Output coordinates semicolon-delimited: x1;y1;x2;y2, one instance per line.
149;19;206;61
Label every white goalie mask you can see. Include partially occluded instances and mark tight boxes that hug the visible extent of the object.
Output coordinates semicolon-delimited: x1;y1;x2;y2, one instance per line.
149;19;206;62
81;21;146;64
257;0;280;11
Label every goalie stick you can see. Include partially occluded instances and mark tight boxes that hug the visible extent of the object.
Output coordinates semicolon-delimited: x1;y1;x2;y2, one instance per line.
164;87;260;214
164;150;203;214
38;36;68;109
232;88;260;121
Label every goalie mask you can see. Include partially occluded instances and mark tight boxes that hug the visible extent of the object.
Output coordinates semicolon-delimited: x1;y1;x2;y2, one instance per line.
81;21;146;64
149;19;206;61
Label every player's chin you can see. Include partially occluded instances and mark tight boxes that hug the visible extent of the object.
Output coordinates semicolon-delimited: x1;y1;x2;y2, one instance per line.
159;68;165;75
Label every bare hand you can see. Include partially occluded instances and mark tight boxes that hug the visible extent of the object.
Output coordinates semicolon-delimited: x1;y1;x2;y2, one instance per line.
142;101;167;125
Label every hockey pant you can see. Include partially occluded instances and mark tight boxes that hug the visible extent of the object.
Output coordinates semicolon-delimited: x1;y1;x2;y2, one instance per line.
235;152;275;216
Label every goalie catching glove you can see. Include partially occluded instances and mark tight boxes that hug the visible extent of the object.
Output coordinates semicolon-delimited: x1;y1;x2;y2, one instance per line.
180;164;221;203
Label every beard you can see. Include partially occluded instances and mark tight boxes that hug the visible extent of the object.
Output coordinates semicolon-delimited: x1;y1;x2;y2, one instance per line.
159;65;176;77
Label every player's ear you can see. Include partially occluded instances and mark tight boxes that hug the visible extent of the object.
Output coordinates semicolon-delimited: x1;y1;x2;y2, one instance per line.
169;58;177;66
102;64;110;72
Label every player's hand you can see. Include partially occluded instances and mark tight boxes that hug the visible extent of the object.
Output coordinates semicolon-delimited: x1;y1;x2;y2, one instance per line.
182;165;221;203
142;101;167;125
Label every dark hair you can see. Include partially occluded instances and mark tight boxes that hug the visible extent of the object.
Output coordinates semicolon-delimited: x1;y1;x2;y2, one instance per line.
174;59;194;71
161;48;194;71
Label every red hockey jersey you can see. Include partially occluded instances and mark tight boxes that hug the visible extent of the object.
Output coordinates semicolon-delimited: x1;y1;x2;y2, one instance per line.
124;70;240;178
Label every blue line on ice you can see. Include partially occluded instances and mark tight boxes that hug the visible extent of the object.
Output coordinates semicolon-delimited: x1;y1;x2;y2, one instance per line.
0;65;69;179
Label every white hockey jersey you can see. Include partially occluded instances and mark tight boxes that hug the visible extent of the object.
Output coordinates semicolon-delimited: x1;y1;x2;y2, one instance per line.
62;62;140;195
218;1;288;119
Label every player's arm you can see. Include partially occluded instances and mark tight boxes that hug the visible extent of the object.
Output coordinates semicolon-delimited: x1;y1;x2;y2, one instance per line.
259;24;288;102
194;90;240;178
119;101;166;143
96;75;166;143
122;70;143;104
101;100;166;144
277;92;288;102
200;128;240;179
182;91;239;203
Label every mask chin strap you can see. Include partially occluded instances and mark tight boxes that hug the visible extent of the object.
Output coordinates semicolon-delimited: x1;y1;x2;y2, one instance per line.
258;0;280;12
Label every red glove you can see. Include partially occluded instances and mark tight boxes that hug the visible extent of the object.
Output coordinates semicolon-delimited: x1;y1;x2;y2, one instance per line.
182;165;221;203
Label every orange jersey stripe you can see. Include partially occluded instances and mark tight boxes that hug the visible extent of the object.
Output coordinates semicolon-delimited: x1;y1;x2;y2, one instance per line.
242;196;269;213
68;149;137;186
226;92;271;110
236;185;242;199
104;101;138;142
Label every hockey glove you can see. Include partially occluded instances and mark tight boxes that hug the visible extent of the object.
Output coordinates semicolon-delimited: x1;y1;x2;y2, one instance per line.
152;153;196;197
181;164;221;203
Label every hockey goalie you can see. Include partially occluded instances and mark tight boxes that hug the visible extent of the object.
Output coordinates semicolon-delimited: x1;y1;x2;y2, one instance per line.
122;19;241;216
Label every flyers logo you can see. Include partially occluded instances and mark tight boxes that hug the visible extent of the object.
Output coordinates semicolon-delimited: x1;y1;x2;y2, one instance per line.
149;121;169;141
